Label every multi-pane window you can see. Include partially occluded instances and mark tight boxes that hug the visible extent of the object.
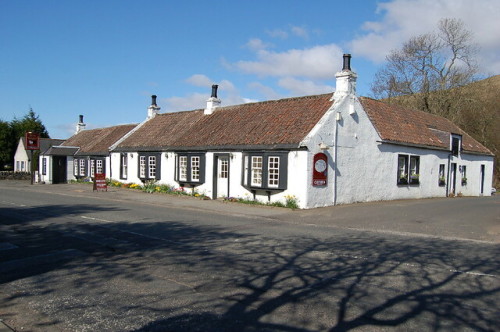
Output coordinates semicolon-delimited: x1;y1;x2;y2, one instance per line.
268;156;280;187
139;156;146;178
451;134;462;156
121;153;128;179
251;156;263;186
243;156;249;185
461;165;467;185
74;159;78;176
219;158;228;179
96;160;103;174
191;156;200;181
397;154;419;185
148;156;156;178
79;159;86;176
90;160;95;177
179;156;187;181
42;158;47;175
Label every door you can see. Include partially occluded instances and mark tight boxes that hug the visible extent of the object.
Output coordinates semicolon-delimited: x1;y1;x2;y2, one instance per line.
480;164;485;195
52;156;67;184
449;163;457;195
216;156;229;198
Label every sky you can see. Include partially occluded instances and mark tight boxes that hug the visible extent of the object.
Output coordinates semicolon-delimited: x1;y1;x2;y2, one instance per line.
1;0;499;139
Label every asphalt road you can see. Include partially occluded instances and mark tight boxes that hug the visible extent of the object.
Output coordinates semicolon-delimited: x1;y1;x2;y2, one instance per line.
0;181;499;331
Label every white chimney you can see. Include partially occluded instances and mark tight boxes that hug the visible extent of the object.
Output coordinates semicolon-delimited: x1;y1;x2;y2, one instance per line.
204;84;221;115
147;95;161;119
75;115;86;134
334;54;357;99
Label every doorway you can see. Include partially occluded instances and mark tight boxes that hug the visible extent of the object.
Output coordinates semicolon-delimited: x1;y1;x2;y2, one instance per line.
214;155;229;199
52;156;67;184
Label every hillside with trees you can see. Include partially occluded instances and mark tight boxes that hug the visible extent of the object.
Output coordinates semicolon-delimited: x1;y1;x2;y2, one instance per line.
371;18;499;187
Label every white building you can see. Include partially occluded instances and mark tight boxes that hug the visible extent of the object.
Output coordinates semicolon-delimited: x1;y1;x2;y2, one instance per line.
14;137;65;175
107;55;494;209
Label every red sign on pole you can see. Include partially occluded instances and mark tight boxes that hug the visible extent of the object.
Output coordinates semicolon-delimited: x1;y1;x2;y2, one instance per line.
25;132;40;150
93;173;107;191
312;152;328;186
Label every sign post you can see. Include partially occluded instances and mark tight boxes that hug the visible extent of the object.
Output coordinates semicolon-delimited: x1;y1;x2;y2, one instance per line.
25;132;40;185
93;173;107;192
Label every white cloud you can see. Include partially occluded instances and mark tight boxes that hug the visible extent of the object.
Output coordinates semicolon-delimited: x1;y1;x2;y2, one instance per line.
351;0;500;72
163;93;208;112
245;38;272;51
185;74;212;87
291;26;309;39
267;28;288;39
234;44;344;80
278;77;334;96
248;82;282;100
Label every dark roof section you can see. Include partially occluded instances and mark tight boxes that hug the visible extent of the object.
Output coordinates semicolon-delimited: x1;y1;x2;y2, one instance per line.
21;137;65;153
360;97;493;155
62;124;137;156
115;94;333;151
43;146;79;156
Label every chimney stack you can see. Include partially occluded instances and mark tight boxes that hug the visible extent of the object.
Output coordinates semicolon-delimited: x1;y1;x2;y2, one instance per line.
147;95;161;119
334;54;357;99
75;114;86;134
204;84;221;115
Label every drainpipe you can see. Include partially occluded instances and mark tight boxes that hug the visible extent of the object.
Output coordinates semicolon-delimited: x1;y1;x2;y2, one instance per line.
333;113;339;205
446;153;451;197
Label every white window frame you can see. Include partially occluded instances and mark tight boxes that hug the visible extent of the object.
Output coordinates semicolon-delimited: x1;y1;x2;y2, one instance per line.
42;157;47;175
268;156;280;188
139;156;146;178
148;156;156;178
251;156;263;187
121;154;128;179
90;160;95;177
96;159;103;174
243;156;249;186
79;159;86;176
219;158;228;179
74;159;78;176
179;156;187;181
191;156;200;181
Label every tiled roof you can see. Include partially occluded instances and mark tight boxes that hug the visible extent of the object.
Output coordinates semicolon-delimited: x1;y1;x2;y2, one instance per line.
360;97;492;155
116;94;333;151
62;124;137;156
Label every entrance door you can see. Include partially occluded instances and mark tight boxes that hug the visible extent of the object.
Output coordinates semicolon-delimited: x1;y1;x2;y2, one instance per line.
216;156;229;198
52;156;67;184
480;164;485;195
450;163;457;195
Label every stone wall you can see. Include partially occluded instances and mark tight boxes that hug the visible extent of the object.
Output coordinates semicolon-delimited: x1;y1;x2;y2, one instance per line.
0;171;31;180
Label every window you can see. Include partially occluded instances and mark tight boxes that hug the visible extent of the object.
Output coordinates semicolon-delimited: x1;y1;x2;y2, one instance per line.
90;160;95;177
148;156;156;178
179;156;187;181
251;156;263;186
461;165;467;185
120;153;128;179
220;158;228;179
176;153;205;184
42;158;47;175
139;156;146;178
397;155;409;184
439;164;446;186
191;156;200;181
74;159;78;176
451;134;462;156
21;161;25;171
243;152;288;190
268;156;280;188
79;159;86;176
397;154;419;185
138;153;160;180
96;159;103;174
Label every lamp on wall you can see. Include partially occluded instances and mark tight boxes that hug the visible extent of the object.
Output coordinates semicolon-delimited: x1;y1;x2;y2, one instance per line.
336;112;342;121
164;152;169;159
319;142;329;150
230;153;235;160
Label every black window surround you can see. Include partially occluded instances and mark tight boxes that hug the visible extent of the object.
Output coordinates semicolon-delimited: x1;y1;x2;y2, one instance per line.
451;134;462;156
242;152;288;190
397;154;420;185
175;152;206;185
137;153;161;181
73;157;106;178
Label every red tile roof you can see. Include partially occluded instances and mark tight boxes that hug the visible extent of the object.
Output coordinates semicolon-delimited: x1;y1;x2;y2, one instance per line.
360;97;492;155
116;94;333;151
62;124;137;156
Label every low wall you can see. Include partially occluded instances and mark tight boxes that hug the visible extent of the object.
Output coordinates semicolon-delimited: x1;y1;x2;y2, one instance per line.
0;171;32;180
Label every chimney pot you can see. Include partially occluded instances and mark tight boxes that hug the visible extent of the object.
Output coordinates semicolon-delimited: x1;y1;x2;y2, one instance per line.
151;95;157;106
211;84;218;98
79;115;84;123
342;54;352;71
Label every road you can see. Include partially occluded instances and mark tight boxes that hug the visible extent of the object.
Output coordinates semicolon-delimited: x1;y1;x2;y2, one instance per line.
0;181;499;331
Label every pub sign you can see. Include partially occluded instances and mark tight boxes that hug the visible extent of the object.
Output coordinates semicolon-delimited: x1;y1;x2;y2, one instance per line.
25;132;40;150
312;152;328;186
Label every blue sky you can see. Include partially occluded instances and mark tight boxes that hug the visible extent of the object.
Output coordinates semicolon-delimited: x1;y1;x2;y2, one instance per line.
1;0;499;139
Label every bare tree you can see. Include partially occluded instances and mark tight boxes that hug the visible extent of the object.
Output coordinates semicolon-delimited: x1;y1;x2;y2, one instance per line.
371;18;478;118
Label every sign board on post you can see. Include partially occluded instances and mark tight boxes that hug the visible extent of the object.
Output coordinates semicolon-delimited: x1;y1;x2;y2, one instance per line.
25;132;40;150
93;173;107;191
312;152;328;186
